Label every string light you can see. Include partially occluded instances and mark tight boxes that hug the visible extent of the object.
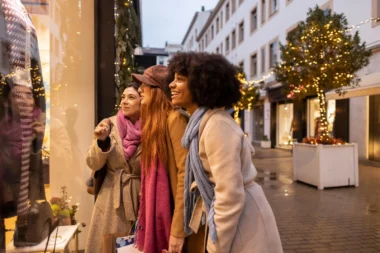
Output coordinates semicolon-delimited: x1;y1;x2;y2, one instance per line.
273;8;371;144
246;16;379;86
233;72;260;123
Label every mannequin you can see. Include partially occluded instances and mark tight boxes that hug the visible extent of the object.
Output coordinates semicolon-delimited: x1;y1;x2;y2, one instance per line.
0;0;46;249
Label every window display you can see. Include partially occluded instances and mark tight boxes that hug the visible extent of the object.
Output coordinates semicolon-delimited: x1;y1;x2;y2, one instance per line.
1;0;96;250
277;103;293;147
1;0;48;249
308;98;336;138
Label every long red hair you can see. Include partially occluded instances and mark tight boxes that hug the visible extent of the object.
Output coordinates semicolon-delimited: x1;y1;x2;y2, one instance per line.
140;86;173;170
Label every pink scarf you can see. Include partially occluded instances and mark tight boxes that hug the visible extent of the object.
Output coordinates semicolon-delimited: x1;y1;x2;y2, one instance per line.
116;110;141;160
135;159;172;253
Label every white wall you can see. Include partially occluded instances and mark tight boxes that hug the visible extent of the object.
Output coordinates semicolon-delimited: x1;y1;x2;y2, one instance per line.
183;11;212;51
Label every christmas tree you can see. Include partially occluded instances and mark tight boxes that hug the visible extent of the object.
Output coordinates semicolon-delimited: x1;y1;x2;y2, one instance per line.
274;6;371;144
234;68;260;123
115;0;142;107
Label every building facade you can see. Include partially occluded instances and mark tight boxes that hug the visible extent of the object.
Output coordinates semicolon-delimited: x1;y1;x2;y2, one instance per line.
182;7;212;52
182;0;380;162
135;42;183;71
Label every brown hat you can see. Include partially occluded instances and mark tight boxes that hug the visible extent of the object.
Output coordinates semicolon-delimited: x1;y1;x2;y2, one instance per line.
132;65;169;90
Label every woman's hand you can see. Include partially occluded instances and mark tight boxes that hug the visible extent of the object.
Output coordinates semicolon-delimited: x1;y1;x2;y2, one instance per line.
168;235;184;253
94;119;111;140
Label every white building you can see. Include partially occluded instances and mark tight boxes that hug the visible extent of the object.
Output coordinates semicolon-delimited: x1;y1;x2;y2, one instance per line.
182;7;212;52
134;42;182;70
183;0;380;163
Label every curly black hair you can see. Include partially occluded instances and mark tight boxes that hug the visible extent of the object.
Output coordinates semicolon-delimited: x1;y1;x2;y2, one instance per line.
167;52;241;109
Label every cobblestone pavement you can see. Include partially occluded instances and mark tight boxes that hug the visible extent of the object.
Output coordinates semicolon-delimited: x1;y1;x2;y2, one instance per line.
252;147;380;253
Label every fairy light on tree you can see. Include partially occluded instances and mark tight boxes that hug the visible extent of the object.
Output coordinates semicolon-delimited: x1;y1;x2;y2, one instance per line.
234;69;260;124
114;0;141;110
274;6;371;144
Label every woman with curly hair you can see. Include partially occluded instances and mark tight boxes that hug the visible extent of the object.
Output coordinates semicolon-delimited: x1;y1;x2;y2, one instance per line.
168;52;283;253
132;65;188;253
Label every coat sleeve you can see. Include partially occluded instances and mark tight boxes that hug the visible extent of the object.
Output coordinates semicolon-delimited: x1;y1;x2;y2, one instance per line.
203;120;245;253
85;135;116;171
167;111;188;238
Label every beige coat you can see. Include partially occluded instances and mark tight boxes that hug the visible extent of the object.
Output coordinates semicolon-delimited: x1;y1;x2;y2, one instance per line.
190;108;283;253
85;116;141;253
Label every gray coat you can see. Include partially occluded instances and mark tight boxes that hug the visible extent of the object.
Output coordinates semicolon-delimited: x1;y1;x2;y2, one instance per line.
85;116;141;253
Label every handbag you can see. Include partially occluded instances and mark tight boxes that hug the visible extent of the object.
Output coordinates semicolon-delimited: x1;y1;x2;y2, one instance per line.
13;201;55;248
87;165;107;200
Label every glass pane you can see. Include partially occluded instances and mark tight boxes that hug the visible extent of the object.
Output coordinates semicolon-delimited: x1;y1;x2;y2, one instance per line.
277;103;293;147
1;0;94;250
308;98;321;137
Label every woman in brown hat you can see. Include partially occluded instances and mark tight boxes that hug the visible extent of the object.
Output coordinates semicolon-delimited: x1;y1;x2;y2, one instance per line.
132;65;188;253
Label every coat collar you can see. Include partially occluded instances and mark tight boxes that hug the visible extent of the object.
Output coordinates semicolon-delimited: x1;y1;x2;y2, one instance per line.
198;108;225;138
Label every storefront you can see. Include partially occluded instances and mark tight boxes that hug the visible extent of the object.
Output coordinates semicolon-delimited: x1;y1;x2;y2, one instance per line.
0;0;139;250
276;103;294;148
307;98;336;138
369;94;380;162
0;0;97;250
267;85;295;148
251;105;264;142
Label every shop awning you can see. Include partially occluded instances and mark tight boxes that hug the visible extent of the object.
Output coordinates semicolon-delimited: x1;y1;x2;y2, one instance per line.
326;72;380;100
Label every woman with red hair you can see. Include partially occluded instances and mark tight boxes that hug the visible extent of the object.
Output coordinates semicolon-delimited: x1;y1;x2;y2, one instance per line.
132;65;187;253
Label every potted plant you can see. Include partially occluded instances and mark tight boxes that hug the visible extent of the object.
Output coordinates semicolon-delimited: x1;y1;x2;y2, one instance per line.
50;186;80;226
273;6;371;189
261;135;271;149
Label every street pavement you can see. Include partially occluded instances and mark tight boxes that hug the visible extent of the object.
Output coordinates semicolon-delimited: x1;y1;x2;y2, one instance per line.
252;147;380;253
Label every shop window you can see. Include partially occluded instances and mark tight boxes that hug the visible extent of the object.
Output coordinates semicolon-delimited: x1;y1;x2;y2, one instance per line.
277;103;294;147
1;0;97;249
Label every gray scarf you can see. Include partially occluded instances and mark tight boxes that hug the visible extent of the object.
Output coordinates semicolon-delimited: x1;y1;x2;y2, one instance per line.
182;107;217;243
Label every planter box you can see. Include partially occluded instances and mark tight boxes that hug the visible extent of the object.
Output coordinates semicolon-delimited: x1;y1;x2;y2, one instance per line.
261;141;271;149
293;143;359;190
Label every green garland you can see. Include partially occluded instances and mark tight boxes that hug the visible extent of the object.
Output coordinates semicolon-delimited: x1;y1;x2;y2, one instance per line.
114;0;142;109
